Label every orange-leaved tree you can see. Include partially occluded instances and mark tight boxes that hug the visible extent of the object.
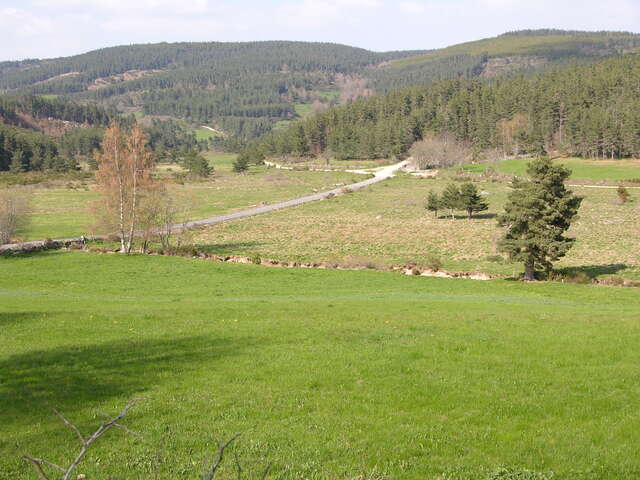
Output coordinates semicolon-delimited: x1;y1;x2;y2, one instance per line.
95;122;155;253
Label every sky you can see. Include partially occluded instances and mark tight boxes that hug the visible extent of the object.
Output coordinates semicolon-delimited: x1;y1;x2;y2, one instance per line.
1;0;639;61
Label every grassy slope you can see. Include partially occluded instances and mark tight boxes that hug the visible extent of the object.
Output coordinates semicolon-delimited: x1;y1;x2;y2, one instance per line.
390;32;640;68
464;157;640;181
1;252;639;479
193;173;640;280
194;127;221;141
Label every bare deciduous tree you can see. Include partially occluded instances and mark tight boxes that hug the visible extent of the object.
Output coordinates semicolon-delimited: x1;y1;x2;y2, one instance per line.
94;122;155;254
409;132;473;170
139;187;192;253
496;114;528;157
0;189;30;245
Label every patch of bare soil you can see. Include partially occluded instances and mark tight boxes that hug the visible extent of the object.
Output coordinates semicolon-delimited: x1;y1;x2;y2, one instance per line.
88;69;163;90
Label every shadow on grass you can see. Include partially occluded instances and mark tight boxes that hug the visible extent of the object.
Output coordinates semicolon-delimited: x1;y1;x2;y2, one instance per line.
557;264;628;278
0;335;255;420
435;213;497;220
197;241;263;254
0;312;44;327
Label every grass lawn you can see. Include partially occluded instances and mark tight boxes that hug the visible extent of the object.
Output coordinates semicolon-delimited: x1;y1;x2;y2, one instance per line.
14;165;356;241
203;152;239;172
1;251;639;479
464;157;640;181
193;175;640;280
294;104;314;118
195;127;221;142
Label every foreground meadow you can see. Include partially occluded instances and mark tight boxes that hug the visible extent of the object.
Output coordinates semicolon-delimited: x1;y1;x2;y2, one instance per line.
1;252;639;479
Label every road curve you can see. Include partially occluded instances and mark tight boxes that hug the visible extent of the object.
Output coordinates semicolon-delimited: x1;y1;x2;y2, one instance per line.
0;160;408;252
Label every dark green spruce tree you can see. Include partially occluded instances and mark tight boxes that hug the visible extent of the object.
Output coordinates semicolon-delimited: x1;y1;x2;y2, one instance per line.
441;183;462;219
497;157;582;281
459;182;489;218
426;191;441;218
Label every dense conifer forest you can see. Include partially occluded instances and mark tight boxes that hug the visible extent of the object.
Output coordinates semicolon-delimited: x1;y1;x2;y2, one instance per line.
2;31;639;146
252;54;640;160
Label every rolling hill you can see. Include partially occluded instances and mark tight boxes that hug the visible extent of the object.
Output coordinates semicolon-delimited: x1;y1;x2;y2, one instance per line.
1;30;639;153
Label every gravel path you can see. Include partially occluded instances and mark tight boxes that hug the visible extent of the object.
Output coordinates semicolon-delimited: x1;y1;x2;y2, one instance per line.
0;160;408;252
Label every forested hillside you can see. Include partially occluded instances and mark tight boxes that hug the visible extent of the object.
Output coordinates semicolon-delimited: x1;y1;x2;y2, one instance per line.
2;31;639;147
252;53;640;160
372;30;640;92
0;42;425;144
0;95;203;172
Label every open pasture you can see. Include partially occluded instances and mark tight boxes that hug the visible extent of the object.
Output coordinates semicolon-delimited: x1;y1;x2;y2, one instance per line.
1;251;639;479
464;157;640;182
194;174;640;280
13;160;356;241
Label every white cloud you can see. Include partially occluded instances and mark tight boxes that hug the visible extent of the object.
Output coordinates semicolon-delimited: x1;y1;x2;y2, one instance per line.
399;1;426;14
34;0;211;14
0;7;53;37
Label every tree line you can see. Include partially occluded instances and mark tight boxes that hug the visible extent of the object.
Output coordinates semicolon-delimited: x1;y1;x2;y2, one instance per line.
249;53;640;161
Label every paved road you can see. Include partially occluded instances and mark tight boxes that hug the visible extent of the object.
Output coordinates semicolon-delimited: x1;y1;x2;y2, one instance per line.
0;160;408;252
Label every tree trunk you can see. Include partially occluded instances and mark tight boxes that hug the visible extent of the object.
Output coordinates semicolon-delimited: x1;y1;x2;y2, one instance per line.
523;260;536;281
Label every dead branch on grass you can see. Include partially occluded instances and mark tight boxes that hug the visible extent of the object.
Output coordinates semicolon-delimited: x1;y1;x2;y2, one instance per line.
23;398;143;480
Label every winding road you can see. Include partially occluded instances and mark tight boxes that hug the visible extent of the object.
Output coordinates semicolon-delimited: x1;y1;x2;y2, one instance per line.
0;160;408;252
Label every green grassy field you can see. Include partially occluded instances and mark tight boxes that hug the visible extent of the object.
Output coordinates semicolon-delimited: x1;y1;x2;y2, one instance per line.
195;127;222;141
294;104;314;117
13;159;355;241
390;32;640;69
464;157;640;181
1;251;639;479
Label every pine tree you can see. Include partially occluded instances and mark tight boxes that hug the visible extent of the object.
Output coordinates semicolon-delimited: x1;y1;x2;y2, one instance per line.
459;182;489;218
232;153;250;173
497;157;582;281
426;191;441;218
441;183;462;219
9;149;26;173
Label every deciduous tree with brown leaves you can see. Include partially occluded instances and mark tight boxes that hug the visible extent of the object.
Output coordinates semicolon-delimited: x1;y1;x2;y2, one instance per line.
94;122;155;254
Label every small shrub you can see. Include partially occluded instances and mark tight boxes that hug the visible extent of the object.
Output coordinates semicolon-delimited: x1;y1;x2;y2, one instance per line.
548;271;592;284
598;275;625;286
425;254;443;271
251;254;262;265
598;275;640;287
616;185;631;204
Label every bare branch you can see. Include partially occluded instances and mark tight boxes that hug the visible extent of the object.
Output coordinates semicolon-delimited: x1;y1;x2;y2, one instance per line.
61;398;144;480
233;450;243;480
23;456;66;480
260;462;273;480
97;411;144;439
53;409;85;445
202;433;242;480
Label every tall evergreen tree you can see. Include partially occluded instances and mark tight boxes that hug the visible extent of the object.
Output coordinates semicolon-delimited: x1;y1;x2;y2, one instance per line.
459;182;489;218
497;157;582;281
426;191;441;218
441;183;462;219
9;149;26;173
